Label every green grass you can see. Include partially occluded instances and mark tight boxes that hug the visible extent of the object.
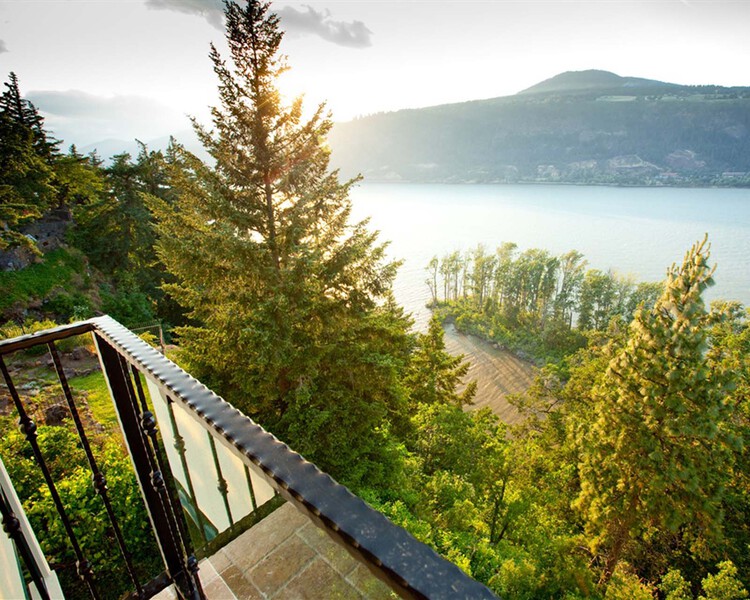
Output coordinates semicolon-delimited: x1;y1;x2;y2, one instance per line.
68;369;159;432
0;248;87;312
68;370;118;430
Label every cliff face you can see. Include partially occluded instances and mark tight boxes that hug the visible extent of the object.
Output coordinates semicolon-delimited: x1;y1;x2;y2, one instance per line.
329;71;750;186
0;209;73;271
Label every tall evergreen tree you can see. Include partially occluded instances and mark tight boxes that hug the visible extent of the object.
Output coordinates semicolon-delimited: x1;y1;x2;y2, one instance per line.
0;73;56;251
573;237;738;587
149;0;411;485
1;72;58;158
51;145;105;209
70;144;182;325
404;314;476;408
0;73;100;253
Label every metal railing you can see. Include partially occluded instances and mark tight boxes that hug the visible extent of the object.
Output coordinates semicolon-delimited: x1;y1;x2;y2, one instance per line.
0;316;497;600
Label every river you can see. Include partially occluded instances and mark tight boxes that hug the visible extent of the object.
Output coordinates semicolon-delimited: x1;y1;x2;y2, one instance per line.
350;183;750;418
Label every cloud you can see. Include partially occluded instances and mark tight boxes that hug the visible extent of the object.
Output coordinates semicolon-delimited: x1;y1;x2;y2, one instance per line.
145;0;224;30
277;5;373;48
0;40;7;54
141;1;372;48
26;90;190;147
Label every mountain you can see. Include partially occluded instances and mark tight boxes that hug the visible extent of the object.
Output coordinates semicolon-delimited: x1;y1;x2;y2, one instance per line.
80;128;207;163
517;69;680;95
329;70;750;186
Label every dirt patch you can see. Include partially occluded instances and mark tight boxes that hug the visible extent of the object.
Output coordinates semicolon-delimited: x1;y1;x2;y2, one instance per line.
0;347;101;420
443;323;536;425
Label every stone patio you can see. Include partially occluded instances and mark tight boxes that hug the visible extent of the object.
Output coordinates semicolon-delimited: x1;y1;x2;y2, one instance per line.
154;503;398;599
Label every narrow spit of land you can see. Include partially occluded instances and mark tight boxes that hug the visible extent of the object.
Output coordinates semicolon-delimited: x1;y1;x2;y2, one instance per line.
442;323;536;425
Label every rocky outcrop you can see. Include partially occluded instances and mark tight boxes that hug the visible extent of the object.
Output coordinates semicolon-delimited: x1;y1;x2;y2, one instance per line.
0;208;73;271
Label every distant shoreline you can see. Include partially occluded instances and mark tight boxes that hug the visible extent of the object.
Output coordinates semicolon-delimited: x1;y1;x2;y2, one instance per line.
356;179;750;190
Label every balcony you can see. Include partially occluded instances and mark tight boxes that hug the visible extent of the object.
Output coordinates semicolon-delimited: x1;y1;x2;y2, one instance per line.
0;317;497;599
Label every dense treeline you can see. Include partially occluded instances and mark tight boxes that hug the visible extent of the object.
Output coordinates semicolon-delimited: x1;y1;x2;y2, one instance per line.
0;72;101;254
1;2;748;599
427;244;663;361
0;74;184;328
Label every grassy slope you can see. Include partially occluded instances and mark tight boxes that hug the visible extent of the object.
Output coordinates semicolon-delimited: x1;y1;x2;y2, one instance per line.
68;370;119;430
0;248;90;314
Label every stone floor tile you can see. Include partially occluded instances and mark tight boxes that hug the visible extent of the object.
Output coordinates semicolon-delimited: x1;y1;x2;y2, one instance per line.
277;558;363;600
199;557;220;585
297;523;359;577
223;503;306;572
197;500;403;600
202;575;238;600
219;564;264;600
151;584;177;600
250;532;316;596
208;549;232;574
346;564;398;600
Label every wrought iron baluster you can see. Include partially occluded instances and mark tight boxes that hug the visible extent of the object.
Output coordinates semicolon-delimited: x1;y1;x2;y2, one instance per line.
207;433;234;526
243;466;257;512
0;487;50;600
47;342;145;598
166;397;209;545
94;334;203;600
0;355;100;600
121;358;204;600
128;365;199;552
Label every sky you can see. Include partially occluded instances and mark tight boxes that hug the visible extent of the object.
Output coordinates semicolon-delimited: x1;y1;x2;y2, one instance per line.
1;0;748;149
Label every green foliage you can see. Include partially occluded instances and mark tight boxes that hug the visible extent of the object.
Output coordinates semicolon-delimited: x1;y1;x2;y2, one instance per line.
51;145;105;208
0;318;58;339
99;281;155;327
403;315;476;409
699;561;749;600
0;74;104;255
0;73;57;250
431;243;656;364
72;151;154;278
0;424;161;598
574;238;737;586
0;247;94;315
69;145;179;326
493;237;750;596
604;569;654;600
660;569;693;600
0;77;111;323
149;1;412;488
43;289;94;322
137;330;159;348
0;109;55;251
68;370;119;430
705;301;750;583
1;317;64;356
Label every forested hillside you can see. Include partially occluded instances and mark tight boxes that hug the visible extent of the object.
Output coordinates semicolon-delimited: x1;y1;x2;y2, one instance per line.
0;72;185;329
329;70;750;186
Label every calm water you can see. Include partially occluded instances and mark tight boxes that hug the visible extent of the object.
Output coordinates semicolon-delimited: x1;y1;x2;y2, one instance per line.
350;183;750;330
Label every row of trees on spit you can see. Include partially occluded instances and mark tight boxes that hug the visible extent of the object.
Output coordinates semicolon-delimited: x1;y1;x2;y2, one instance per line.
427;244;664;361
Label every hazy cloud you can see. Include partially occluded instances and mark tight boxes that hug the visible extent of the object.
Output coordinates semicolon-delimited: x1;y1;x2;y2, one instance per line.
145;0;224;30
26;90;190;147
143;1;372;47
278;5;372;48
0;40;7;54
